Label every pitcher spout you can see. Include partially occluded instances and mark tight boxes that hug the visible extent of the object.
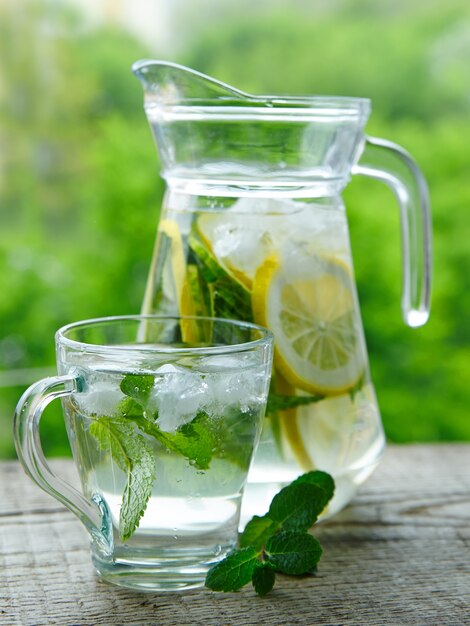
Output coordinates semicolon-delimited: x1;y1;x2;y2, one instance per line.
132;59;248;107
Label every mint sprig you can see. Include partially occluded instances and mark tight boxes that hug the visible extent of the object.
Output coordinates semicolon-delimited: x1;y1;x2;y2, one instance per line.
205;470;334;596
88;373;218;541
118;374;216;470
188;232;253;326
89;417;156;541
266;392;325;414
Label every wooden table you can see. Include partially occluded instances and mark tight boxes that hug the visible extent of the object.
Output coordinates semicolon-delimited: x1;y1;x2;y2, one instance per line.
1;445;469;625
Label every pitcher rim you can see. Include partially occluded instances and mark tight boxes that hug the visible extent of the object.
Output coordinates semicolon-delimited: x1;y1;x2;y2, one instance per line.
132;59;371;115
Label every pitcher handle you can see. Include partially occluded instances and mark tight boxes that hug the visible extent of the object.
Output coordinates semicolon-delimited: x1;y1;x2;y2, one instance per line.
352;136;432;327
14;373;108;547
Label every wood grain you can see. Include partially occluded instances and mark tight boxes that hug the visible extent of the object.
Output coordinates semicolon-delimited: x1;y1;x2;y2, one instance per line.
1;445;469;626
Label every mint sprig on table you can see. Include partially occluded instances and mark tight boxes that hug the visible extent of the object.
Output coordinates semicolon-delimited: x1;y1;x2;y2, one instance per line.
205;470;334;596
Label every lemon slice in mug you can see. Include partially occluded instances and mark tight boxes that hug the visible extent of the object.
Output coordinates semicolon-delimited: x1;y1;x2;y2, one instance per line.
252;253;364;396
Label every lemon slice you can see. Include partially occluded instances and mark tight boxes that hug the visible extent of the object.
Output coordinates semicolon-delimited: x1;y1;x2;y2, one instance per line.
296;383;378;472
158;218;187;305
275;373;315;471
252;253;364;396
154;219;207;343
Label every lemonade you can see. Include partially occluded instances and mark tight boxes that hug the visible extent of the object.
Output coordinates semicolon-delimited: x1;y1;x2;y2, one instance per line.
142;192;385;520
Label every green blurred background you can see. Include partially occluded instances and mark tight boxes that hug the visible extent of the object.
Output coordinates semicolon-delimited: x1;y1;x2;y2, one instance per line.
1;0;469;458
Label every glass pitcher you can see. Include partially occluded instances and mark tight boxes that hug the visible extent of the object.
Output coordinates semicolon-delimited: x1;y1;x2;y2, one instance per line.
132;60;432;521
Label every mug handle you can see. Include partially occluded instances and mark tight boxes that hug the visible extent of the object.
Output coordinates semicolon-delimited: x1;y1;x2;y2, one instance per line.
14;373;108;548
353;136;432;328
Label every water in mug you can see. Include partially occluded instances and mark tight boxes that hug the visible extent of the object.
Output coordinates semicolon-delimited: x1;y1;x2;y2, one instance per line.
143;191;386;521
61;351;267;589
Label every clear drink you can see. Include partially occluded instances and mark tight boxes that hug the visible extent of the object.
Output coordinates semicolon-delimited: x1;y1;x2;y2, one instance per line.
61;352;268;590
143;192;386;521
15;315;273;591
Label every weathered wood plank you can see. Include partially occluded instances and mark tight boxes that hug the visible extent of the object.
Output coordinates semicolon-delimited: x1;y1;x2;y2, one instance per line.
1;445;469;626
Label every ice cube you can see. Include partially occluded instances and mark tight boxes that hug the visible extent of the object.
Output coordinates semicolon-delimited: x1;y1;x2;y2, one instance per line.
200;197;303;283
76;381;124;417
154;363;183;375
202;366;266;417
150;364;210;433
282;201;349;256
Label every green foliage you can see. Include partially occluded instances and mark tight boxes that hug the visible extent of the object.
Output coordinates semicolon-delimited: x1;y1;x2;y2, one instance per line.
239;515;279;550
0;3;162;456
2;0;470;457
89;371;220;539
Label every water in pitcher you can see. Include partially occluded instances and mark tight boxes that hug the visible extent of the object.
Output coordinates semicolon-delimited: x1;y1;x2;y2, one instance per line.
142;189;386;521
133;60;431;522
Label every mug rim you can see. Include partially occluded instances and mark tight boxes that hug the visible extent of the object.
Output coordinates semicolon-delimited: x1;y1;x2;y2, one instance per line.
56;314;273;357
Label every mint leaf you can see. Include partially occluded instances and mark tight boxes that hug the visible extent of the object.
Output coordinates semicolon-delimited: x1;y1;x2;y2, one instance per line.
205;547;258;592
119;375;216;470
252;563;276;596
268;482;327;531
185;262;214;319
120;374;154;404
89;417;156;541
267;392;324;414
117;396;146;419
166;412;215;470
211;406;259;470
239;515;279;550
291;470;335;510
125;411;215;470
188;232;253;325
265;531;323;575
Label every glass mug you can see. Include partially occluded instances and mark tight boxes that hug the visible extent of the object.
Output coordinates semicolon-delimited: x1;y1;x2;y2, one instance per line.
14;315;273;591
